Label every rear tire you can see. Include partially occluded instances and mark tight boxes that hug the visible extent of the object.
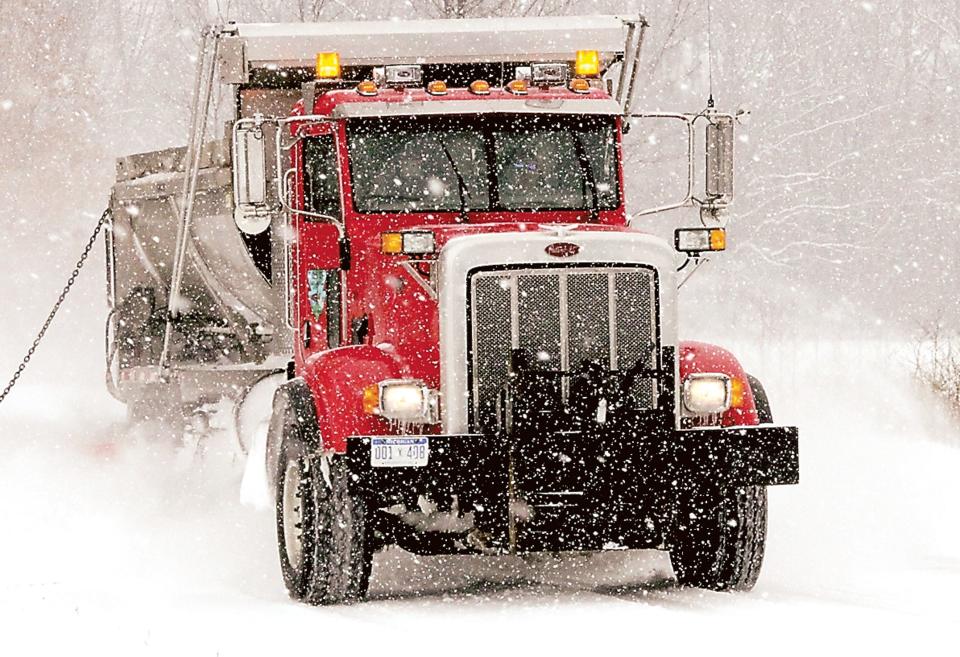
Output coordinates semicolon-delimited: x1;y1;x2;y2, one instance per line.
668;373;772;591
274;394;371;605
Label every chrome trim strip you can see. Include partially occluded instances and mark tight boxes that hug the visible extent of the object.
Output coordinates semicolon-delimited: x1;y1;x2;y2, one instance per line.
558;272;570;401
509;274;520;350
607;272;618;370
469;275;481;423
332;98;623;119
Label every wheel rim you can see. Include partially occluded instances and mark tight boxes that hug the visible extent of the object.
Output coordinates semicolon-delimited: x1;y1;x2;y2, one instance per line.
282;459;305;570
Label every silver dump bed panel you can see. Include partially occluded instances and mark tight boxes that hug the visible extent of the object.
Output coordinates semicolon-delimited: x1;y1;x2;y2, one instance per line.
107;134;290;403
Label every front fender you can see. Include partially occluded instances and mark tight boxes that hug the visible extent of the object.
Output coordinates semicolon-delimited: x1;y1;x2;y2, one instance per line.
679;340;758;427
302;345;407;452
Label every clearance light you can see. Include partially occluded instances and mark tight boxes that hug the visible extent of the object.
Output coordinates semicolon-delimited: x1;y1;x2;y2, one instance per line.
356;80;378;96
674;227;727;253
469;79;491;95
506;79;529;95
569;78;591;94
427;80;448;96
315;52;341;79
575;50;600;77
683;374;732;415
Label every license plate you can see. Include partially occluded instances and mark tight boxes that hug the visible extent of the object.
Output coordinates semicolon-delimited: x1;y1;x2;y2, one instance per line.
370;437;429;468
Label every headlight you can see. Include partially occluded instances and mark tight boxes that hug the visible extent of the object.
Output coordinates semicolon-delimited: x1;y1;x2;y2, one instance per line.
363;379;438;423
682;374;732;415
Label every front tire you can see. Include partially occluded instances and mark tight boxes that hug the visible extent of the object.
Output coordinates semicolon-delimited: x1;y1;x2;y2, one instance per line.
668;484;768;591
668;373;773;591
274;393;371;605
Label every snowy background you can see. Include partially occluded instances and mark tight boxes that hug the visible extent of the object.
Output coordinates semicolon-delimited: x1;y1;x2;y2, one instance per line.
1;1;959;654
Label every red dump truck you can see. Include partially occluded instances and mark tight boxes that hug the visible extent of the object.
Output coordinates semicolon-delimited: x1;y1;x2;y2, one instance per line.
106;15;799;604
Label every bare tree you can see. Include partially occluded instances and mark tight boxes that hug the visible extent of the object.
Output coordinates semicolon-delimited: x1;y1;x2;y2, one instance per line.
914;316;960;418
416;0;574;19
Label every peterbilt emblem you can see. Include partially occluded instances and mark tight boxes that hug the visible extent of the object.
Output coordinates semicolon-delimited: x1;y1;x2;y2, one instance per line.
545;242;580;257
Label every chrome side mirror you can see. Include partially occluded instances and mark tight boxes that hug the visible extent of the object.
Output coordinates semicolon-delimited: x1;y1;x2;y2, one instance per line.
705;115;734;205
232;115;270;235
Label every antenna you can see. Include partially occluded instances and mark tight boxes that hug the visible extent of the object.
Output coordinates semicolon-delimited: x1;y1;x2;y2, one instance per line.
706;0;715;108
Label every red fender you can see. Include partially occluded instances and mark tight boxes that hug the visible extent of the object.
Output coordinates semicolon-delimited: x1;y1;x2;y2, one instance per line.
678;341;759;427
302;345;407;452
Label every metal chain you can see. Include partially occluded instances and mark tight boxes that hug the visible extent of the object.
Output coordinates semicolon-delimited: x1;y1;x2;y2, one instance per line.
0;207;110;405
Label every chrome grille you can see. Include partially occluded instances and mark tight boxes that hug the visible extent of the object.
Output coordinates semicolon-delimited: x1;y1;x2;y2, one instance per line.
469;266;658;430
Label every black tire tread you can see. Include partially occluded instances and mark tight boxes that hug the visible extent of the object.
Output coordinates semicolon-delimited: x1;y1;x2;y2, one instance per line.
274;389;371;606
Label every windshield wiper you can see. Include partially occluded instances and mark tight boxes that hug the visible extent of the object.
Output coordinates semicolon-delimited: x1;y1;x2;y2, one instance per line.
573;133;600;221
440;139;471;222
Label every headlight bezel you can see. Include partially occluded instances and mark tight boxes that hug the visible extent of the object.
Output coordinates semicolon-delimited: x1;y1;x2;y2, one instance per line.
367;378;439;423
682;373;733;415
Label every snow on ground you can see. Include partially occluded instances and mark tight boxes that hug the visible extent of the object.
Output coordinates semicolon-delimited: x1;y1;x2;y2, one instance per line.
0;340;958;656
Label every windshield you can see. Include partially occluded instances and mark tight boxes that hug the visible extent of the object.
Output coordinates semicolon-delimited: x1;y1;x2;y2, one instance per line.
346;114;619;214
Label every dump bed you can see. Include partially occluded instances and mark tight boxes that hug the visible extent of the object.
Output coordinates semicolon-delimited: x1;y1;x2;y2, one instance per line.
107;136;290;404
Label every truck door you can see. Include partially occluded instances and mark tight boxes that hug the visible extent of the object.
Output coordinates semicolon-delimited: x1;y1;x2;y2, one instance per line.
294;131;343;363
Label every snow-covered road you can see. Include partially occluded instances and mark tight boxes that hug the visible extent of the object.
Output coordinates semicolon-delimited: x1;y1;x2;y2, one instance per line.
1;341;957;655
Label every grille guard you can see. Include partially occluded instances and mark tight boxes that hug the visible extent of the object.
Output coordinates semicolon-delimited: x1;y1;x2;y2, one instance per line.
467;263;662;432
496;346;677;435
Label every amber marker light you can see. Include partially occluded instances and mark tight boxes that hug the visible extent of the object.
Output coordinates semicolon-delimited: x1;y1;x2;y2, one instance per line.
731;377;747;408
506;79;529;95
575;50;600;77
426;80;448;95
381;232;403;254
362;384;380;414
315;52;341;79
356;80;378;96
709;227;727;251
469;79;491;95
569;78;591;94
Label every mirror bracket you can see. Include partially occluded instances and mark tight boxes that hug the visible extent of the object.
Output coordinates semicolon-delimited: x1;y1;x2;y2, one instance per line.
627;108;736;224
